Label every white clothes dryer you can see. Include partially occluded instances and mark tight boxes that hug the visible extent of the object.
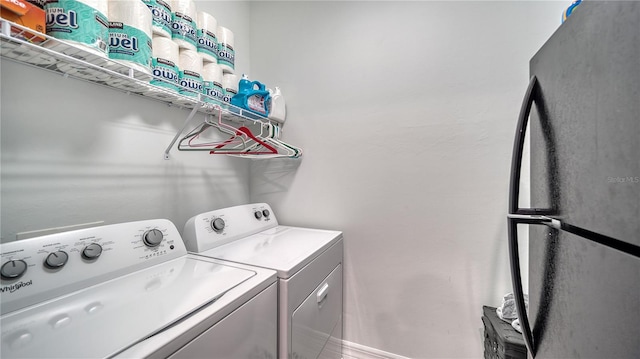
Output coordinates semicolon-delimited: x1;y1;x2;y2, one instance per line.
0;219;277;359
183;203;344;359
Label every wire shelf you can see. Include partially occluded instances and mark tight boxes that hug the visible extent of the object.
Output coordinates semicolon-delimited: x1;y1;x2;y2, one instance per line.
0;18;268;124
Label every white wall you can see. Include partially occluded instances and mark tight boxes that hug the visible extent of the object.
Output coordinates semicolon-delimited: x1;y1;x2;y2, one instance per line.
248;1;565;357
0;1;252;241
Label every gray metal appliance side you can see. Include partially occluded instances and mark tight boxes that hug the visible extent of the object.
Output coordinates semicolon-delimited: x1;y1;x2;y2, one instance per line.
114;260;278;359
278;238;344;359
528;2;640;358
166;282;278;359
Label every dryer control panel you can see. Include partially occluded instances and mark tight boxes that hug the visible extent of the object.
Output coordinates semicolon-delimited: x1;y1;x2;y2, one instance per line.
0;219;186;315
183;203;278;253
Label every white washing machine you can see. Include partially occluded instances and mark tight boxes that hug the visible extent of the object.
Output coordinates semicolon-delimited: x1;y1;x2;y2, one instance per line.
0;219;278;359
183;203;344;359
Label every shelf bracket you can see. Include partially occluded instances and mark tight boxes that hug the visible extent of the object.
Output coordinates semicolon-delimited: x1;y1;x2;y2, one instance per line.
164;104;202;160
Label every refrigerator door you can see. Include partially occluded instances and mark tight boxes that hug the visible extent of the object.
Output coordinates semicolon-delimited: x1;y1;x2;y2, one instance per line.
509;219;640;358
524;2;640;358
529;1;640;244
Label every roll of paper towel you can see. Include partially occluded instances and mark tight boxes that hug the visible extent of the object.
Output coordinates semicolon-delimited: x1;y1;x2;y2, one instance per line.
170;0;197;51
170;0;195;18
196;11;217;63
44;0;109;57
142;0;172;38
202;62;223;103
108;0;153;75
216;26;234;73
153;36;180;64
221;73;237;103
202;62;222;82
178;48;203;97
179;48;201;73
151;36;180;91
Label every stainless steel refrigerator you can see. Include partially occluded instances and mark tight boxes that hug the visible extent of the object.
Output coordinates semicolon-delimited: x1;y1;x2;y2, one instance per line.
507;2;640;358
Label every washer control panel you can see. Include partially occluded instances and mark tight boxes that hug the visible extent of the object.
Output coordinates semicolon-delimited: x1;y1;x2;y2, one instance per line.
183;203;278;253
0;219;186;315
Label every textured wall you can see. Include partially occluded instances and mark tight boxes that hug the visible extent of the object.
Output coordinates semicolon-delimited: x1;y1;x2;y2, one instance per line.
248;2;565;357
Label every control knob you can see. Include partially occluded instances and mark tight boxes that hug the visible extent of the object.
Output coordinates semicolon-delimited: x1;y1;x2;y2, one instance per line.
254;211;263;219
82;243;103;260
45;251;69;269
211;218;225;232
142;229;163;247
262;209;270;218
1;259;28;280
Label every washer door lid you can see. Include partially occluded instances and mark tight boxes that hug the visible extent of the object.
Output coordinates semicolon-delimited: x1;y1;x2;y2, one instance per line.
0;257;255;359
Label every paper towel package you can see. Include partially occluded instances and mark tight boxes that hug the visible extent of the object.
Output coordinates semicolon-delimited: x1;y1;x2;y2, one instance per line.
196;11;217;63
178;48;202;98
202;61;223;103
178;48;201;73
108;0;153;75
151;36;180;91
44;0;109;57
1;0;46;42
170;0;196;51
152;36;179;64
216;25;234;73
142;0;171;38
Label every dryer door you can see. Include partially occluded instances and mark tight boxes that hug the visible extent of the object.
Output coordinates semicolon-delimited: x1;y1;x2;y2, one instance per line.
291;264;343;359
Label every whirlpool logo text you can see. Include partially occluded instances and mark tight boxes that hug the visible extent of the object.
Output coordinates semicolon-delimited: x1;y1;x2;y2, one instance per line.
0;280;33;293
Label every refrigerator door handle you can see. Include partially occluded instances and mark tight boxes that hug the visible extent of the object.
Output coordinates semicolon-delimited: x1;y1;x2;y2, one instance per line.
509;76;551;216
507;215;543;357
556;221;640;259
509;214;640;258
508;214;561;229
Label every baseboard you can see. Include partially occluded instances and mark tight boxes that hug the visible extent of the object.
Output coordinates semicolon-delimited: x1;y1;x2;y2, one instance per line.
342;340;411;359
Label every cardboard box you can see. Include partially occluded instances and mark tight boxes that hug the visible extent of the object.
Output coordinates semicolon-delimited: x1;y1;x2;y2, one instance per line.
1;0;46;42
